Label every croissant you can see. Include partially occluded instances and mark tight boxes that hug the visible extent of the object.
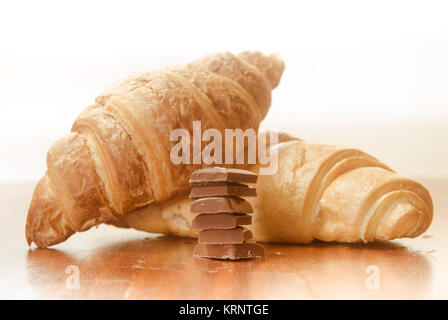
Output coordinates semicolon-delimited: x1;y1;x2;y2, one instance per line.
120;134;433;243
26;51;285;247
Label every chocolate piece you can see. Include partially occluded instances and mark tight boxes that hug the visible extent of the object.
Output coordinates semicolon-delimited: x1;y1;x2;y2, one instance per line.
198;226;252;244
190;167;258;184
190;196;253;214
194;242;265;260
192;213;252;230
189;182;256;199
189;167;263;261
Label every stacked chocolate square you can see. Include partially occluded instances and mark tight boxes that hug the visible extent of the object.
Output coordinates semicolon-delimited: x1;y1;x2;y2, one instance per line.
189;167;265;260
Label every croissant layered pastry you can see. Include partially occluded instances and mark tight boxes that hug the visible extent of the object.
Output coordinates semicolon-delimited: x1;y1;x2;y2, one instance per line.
26;51;285;247
120;134;433;243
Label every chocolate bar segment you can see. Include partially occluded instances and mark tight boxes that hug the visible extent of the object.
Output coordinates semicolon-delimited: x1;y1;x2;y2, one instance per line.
189;182;256;199
190;196;253;214
190;167;258;184
189;167;264;261
192;213;252;230
198;226;252;244
194;242;265;260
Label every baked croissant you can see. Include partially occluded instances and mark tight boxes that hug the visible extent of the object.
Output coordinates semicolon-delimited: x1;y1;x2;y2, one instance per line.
26;51;285;247
120;135;433;243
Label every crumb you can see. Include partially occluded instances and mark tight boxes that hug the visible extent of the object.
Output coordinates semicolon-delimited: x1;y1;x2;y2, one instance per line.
133;265;144;270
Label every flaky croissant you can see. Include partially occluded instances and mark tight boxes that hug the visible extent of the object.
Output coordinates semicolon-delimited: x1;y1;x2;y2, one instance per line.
120;135;433;243
26;51;285;247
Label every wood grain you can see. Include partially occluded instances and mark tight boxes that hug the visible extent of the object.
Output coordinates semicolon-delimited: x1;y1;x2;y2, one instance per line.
0;179;447;299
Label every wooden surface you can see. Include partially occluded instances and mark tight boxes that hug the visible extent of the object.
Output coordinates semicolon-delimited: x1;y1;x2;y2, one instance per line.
0;179;447;299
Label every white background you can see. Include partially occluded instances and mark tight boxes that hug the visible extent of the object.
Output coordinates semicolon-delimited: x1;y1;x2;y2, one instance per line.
1;0;447;182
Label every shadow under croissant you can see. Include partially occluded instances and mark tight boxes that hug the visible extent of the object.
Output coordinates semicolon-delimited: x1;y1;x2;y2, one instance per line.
26;236;432;299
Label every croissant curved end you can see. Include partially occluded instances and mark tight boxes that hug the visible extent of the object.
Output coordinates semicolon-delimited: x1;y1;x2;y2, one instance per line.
375;197;433;241
25;176;74;248
375;205;422;241
238;51;285;89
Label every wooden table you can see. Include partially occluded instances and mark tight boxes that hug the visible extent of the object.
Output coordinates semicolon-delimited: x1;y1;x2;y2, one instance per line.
1;179;447;299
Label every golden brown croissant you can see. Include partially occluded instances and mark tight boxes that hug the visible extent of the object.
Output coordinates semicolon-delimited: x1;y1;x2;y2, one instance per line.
26;51;285;247
120;135;433;243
